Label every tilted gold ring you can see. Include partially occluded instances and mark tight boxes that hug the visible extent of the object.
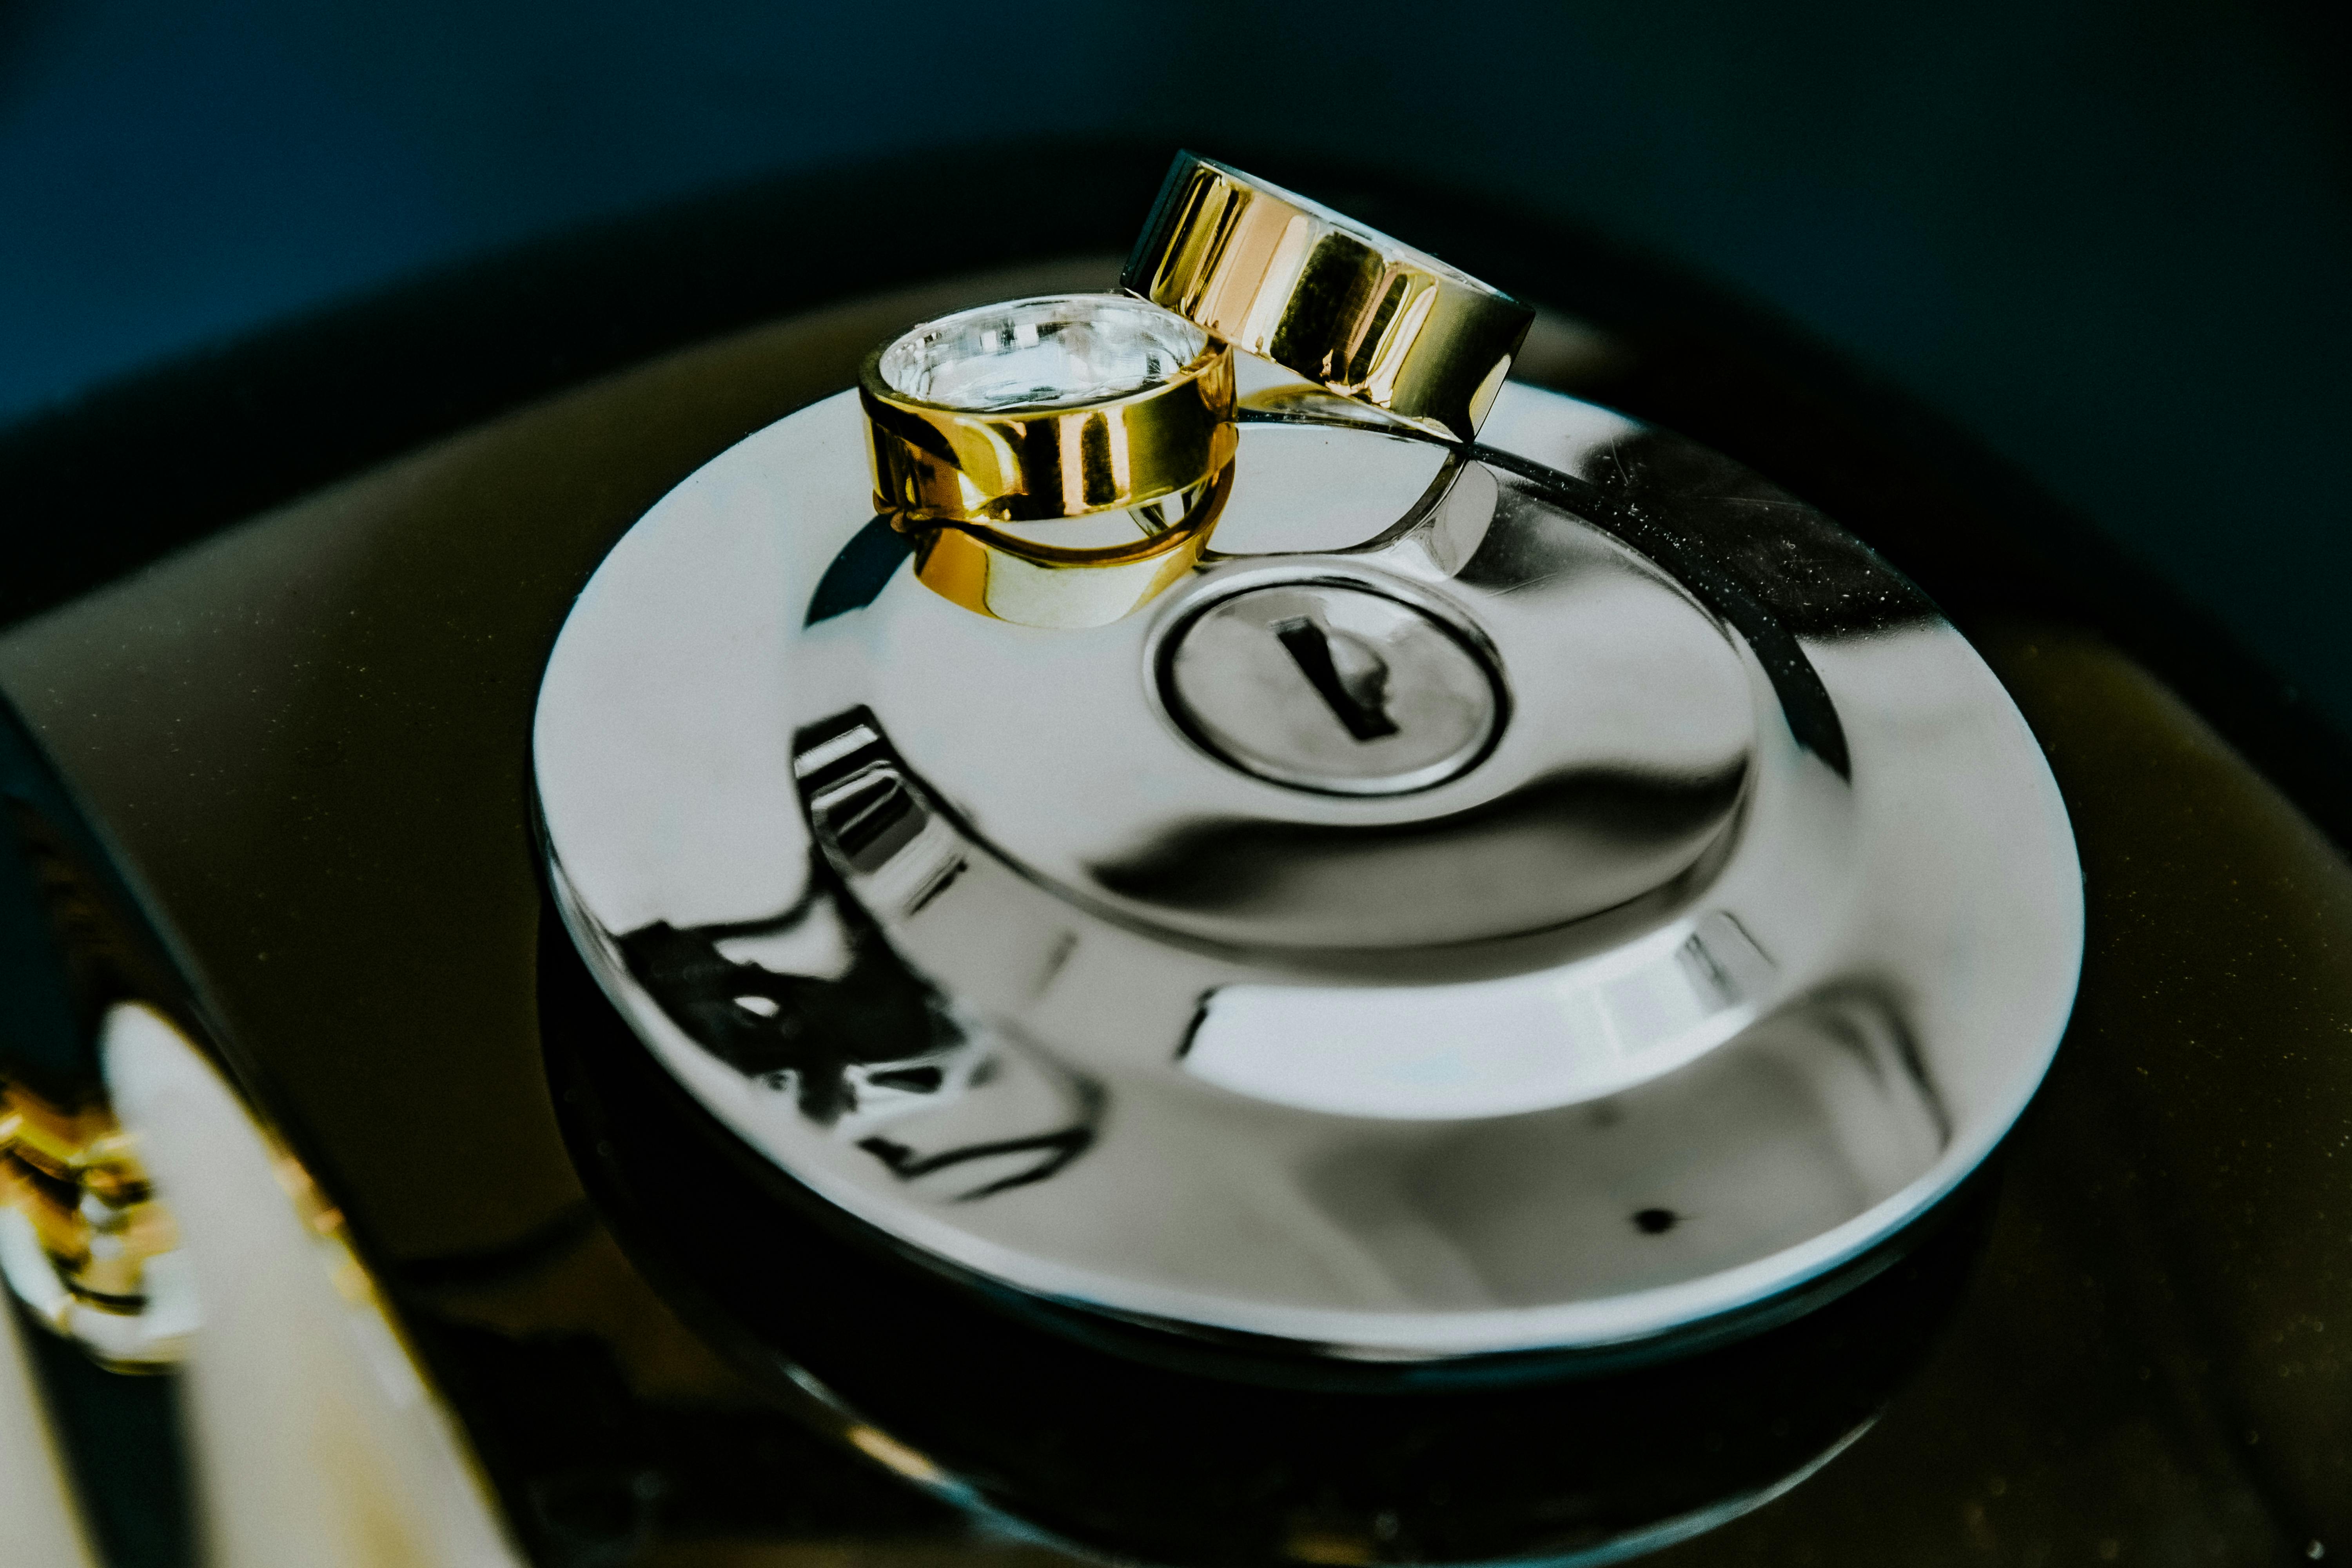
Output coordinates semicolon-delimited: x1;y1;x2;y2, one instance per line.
900;460;1233;631
861;294;1238;525
1122;152;1535;442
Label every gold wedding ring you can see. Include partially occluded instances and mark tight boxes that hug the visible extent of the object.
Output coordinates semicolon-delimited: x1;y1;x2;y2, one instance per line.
861;294;1238;524
1123;152;1535;442
857;169;1526;629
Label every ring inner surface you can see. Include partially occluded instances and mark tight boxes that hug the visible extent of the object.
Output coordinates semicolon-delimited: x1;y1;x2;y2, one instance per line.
880;295;1209;412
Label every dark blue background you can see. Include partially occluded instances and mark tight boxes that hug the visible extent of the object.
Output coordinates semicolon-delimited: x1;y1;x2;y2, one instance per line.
4;1;2347;721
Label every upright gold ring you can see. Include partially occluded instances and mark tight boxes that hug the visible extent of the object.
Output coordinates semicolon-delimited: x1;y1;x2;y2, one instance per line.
861;294;1238;525
1122;152;1535;442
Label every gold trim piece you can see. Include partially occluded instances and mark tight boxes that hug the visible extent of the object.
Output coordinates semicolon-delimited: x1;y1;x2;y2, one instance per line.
861;294;1237;525
902;460;1234;630
0;1080;187;1370
1123;152;1535;442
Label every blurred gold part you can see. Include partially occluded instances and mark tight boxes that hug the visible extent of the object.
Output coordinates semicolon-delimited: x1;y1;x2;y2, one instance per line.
1123;152;1535;441
902;461;1234;630
861;321;1236;525
0;1078;183;1364
844;1424;944;1484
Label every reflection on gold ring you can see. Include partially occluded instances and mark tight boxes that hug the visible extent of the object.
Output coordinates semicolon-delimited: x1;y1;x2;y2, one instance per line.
1123;152;1535;442
898;461;1235;630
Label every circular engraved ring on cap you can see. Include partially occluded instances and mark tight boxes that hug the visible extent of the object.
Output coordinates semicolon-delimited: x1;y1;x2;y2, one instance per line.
1157;577;1506;796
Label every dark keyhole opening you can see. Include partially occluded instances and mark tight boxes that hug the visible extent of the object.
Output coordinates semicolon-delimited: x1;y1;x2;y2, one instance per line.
1275;617;1400;742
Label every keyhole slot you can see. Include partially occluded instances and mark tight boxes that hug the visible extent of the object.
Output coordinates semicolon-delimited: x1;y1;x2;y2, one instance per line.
1275;618;1401;742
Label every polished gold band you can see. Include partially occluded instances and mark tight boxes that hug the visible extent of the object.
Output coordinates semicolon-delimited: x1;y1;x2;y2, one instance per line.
901;461;1233;630
861;294;1238;525
1122;152;1535;442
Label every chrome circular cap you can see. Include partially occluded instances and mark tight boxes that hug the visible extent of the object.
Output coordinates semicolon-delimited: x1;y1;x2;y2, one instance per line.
532;379;2083;1361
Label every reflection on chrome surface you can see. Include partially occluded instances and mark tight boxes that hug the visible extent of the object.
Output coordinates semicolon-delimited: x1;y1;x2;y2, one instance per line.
544;920;1995;1567
533;378;2082;1365
1181;910;1778;1120
613;852;1103;1205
